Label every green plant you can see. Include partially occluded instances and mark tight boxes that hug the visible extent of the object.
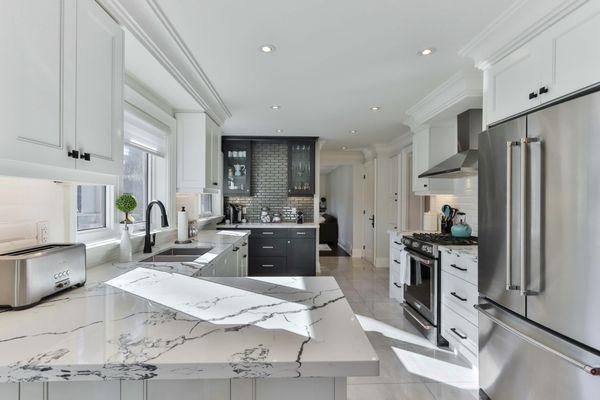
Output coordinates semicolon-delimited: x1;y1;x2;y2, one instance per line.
115;194;137;225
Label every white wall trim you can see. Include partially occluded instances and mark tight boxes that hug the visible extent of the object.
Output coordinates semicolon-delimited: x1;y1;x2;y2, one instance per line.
98;0;229;125
459;0;589;70
404;68;483;131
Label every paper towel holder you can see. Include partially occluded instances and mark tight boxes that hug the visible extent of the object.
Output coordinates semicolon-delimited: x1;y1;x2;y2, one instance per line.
175;206;193;244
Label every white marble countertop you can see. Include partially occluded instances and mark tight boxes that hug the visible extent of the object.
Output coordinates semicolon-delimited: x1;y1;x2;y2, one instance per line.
439;245;478;261
0;231;377;383
217;223;319;229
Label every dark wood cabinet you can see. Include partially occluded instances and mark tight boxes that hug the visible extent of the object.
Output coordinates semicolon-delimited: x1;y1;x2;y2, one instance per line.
222;140;251;196
216;227;317;276
287;140;316;196
286;238;317;276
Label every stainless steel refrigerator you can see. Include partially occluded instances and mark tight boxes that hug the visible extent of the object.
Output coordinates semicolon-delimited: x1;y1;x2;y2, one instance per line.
478;89;600;399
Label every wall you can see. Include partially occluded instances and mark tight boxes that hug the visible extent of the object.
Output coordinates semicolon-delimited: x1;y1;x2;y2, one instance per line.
0;177;68;253
327;166;354;253
428;176;478;235
319;173;328;199
225;142;314;223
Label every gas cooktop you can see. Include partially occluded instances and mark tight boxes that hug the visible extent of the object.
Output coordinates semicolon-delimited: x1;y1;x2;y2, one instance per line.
411;233;478;246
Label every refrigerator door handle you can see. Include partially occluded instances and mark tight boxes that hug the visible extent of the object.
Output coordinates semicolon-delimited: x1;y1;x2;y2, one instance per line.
476;304;599;376
506;141;519;291
519;137;540;296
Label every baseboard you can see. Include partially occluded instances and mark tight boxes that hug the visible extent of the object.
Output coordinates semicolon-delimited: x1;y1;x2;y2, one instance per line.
337;240;352;255
375;257;390;268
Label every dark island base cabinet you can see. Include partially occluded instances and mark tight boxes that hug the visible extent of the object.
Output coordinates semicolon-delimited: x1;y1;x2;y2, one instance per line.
217;227;316;276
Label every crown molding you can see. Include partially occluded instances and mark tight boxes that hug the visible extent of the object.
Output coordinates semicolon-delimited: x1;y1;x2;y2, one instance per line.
404;68;482;131
459;0;589;70
98;0;230;126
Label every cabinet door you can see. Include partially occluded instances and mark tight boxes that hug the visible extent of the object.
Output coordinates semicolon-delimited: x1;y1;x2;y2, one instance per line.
288;140;316;196
75;0;123;175
210;122;222;189
540;1;600;103
411;129;429;192
223;140;252;196
0;0;76;169
286;238;316;276
485;42;541;124
49;381;120;400
176;113;209;191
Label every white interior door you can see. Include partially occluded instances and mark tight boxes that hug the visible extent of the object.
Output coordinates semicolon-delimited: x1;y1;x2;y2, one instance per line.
363;160;375;265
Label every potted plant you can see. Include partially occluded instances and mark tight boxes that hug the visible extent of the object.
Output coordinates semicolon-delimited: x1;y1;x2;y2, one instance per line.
115;194;137;262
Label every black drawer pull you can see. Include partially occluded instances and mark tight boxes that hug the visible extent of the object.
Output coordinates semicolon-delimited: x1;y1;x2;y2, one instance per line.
242;242;247;246
450;291;467;302
67;150;79;159
529;91;538;100
262;232;274;235
450;328;467;340
262;246;274;249
80;152;91;161
393;259;401;264
450;264;467;272
393;282;402;288
243;255;247;258
261;264;275;268
232;247;239;252
296;232;306;235
394;241;402;246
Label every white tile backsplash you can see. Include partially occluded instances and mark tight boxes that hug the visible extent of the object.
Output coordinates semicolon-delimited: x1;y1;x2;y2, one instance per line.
0;177;68;252
429;177;478;236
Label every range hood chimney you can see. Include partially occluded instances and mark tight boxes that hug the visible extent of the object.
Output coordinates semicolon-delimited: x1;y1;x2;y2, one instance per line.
418;109;482;179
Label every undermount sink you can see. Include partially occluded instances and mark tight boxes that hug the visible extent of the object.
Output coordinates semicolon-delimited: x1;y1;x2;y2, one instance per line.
140;247;213;263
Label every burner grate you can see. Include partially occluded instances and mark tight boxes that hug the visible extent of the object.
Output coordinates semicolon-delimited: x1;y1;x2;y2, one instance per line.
412;233;478;246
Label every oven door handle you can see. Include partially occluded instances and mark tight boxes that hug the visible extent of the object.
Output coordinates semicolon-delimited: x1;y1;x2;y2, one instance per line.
404;248;434;266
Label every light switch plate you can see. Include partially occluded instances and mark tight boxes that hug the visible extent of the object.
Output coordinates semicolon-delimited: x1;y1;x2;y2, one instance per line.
36;221;49;243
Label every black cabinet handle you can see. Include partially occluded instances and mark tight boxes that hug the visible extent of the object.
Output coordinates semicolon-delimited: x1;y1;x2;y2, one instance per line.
67;150;79;159
243;255;247;258
213;182;218;186
242;242;247;247
450;263;468;272
394;241;402;246
233;247;239;252
393;259;401;264
79;152;91;161
450;291;467;302
539;86;549;95
529;91;538;100
393;282;402;288
450;328;467;340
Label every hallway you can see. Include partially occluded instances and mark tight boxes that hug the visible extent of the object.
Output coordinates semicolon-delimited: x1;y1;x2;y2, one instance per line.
319;257;478;400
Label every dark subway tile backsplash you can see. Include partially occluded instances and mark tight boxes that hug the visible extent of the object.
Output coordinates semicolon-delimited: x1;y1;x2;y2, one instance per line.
224;142;314;222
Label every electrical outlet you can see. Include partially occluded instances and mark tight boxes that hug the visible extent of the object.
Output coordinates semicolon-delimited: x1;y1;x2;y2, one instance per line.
37;221;49;243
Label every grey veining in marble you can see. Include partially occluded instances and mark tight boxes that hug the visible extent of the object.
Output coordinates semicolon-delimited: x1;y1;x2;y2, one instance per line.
439;245;478;263
0;255;378;383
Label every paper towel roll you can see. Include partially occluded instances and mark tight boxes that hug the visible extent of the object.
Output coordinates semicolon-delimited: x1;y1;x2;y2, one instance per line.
177;207;189;242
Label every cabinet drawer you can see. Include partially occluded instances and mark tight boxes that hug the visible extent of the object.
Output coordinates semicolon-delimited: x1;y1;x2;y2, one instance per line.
251;238;286;257
440;248;477;286
249;257;287;276
390;248;404;273
390;235;404;251
441;304;478;356
251;228;288;238
289;228;315;238
441;271;478;325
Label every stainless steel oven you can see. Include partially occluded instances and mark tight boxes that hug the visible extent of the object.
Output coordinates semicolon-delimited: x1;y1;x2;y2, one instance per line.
403;248;437;325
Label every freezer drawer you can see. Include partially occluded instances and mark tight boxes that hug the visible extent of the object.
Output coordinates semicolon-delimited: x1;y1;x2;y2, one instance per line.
478;302;600;400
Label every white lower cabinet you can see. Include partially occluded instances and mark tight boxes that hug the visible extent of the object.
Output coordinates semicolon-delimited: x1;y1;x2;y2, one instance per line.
388;233;405;301
0;383;18;400
440;246;478;366
147;379;229;400
49;382;120;400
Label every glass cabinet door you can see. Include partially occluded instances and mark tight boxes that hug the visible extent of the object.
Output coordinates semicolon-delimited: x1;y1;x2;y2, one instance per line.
288;140;315;196
223;140;251;196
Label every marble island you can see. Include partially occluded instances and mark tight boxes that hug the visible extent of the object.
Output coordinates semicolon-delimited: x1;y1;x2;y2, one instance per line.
0;231;378;400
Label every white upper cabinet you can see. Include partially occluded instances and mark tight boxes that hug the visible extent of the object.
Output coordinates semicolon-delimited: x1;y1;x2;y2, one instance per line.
411;126;454;196
0;0;76;169
0;0;123;178
485;1;600;125
176;113;222;193
75;0;124;175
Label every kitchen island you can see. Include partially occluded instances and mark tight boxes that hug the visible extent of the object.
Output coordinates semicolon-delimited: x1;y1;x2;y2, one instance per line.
0;233;378;400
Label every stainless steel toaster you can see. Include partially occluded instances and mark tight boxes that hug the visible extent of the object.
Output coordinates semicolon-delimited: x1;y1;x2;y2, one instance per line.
0;243;86;309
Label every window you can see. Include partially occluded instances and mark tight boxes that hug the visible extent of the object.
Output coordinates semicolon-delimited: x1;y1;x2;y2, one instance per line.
199;193;213;217
77;185;107;231
122;144;149;223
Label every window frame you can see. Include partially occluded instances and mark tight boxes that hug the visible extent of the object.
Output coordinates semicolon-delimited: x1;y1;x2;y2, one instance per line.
74;184;116;243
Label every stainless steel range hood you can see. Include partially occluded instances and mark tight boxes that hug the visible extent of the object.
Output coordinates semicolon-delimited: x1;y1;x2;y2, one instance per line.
418;109;482;178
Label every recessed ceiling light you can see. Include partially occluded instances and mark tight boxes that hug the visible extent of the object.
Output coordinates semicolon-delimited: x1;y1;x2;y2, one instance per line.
260;44;276;53
370;106;381;111
270;105;281;110
350;130;358;134
276;129;284;133
341;146;348;150
420;47;435;56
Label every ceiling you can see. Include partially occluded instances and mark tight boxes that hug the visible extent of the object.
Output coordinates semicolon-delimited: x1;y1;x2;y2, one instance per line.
153;0;513;150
